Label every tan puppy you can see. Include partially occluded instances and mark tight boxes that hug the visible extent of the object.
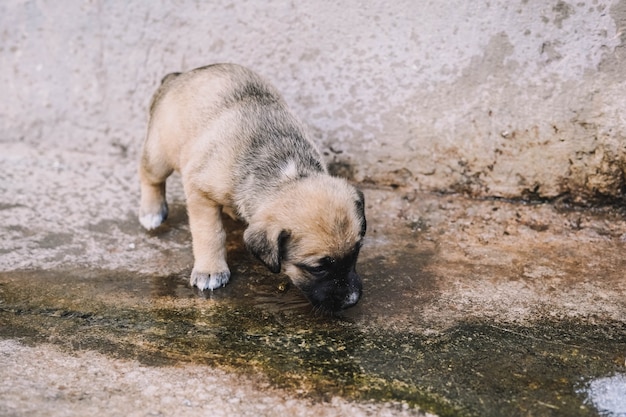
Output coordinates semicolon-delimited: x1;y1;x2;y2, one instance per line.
139;63;366;312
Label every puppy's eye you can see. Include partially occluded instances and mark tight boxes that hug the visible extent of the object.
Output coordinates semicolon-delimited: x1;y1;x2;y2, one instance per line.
302;264;326;275
297;257;335;277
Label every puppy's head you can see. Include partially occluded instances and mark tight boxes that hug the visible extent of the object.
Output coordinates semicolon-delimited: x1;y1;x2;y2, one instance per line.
244;176;366;313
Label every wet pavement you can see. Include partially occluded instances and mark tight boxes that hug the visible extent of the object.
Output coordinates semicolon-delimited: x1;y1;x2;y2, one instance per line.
1;172;626;416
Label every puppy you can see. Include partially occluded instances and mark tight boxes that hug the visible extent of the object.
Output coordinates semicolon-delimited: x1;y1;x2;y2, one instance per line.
138;63;366;312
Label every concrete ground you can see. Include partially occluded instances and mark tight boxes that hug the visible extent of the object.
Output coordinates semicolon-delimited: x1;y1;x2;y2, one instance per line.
1;139;626;416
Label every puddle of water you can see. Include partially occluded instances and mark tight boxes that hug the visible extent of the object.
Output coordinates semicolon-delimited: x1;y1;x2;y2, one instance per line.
1;263;625;417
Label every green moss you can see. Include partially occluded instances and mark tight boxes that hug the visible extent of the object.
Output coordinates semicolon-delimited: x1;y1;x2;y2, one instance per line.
0;270;624;417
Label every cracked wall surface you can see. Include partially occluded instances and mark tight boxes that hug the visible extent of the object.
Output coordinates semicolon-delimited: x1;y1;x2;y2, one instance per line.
1;0;625;201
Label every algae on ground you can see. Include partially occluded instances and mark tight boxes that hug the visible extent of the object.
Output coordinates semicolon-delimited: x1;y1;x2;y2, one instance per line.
1;269;624;417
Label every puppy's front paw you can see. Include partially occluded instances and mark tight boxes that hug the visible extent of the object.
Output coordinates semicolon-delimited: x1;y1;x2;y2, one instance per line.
190;268;230;291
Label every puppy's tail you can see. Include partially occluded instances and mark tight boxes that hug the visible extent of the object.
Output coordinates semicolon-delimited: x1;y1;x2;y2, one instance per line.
149;72;182;116
160;72;181;85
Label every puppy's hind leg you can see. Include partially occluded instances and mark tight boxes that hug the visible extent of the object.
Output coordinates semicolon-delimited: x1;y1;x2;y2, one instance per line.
138;145;172;230
185;186;231;290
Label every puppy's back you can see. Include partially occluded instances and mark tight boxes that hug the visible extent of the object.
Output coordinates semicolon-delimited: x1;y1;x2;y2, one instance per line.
145;63;326;216
149;64;283;119
145;64;278;173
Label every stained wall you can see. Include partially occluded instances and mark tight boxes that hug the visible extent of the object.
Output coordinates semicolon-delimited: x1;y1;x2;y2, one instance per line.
1;0;625;201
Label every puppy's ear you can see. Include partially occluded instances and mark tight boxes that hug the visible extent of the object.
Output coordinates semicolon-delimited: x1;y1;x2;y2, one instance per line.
244;227;290;273
355;189;367;237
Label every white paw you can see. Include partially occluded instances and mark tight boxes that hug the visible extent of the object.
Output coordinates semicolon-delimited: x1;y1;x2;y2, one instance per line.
139;213;165;230
139;202;168;230
190;269;230;291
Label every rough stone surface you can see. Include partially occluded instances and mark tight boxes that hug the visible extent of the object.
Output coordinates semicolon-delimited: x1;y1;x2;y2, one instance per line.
1;0;625;200
0;340;424;417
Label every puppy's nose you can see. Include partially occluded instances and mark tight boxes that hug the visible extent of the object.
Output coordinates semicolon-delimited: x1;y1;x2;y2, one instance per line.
341;270;362;309
341;288;362;309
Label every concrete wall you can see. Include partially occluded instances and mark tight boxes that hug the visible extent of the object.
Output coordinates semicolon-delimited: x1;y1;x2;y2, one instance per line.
2;0;625;202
